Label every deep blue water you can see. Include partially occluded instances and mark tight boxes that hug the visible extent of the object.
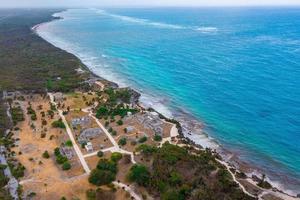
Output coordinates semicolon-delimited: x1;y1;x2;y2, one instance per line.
37;7;300;192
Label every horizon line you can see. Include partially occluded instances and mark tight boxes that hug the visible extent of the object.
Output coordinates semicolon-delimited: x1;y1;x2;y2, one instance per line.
1;4;300;9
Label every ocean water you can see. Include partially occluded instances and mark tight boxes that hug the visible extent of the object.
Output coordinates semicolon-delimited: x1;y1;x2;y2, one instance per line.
37;7;300;193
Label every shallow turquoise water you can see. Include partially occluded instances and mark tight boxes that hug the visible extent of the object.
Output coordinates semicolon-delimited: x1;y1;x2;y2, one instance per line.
37;7;300;192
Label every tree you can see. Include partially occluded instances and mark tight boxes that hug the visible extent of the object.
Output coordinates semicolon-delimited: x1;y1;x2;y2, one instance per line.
118;137;127;146
138;136;147;143
89;169;115;186
42;151;50;159
96;107;108;118
97;159;117;173
111;152;123;163
65;140;73;147
112;130;117;136
62;162;71;170
154;134;162;141
56;155;68;164
127;164;150;186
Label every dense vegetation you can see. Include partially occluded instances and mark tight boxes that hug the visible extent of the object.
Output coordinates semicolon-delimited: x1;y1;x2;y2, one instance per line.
95;88;139;120
89;153;123;186
54;147;71;170
96;105;138;119
132;143;255;200
0;164;11;200
104;88;131;105
0;9;89;92
89;158;117;186
10;106;24;126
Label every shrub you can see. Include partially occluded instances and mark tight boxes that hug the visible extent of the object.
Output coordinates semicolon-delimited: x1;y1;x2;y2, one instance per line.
54;147;68;164
138;136;147;143
27;106;35;115
65;140;73;147
257;181;272;189
28;192;36;198
50;103;56;111
118;138;127;146
31;114;37;121
116;120;123;126
62;162;71;170
153;134;162;141
42;119;47;126
97;151;104;157
169;171;182;186
127;164;150;186
236;171;247;179
51;119;65;129
42;151;50;159
86;189;96;200
0;164;7;170
81;142;87;148
56;155;68;164
54;147;60;156
10;163;25;178
257;174;272;189
47;110;54;118
111;152;123;162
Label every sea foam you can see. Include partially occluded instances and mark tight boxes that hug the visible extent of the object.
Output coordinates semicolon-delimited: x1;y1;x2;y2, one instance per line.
95;9;218;33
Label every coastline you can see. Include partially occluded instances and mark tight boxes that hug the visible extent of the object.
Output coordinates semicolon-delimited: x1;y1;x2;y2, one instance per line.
32;10;299;199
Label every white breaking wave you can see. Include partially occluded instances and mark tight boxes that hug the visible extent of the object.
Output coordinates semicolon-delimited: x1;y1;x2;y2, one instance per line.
196;27;219;33
95;9;218;33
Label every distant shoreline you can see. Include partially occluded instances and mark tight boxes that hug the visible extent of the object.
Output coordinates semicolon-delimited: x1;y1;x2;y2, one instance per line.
32;9;299;198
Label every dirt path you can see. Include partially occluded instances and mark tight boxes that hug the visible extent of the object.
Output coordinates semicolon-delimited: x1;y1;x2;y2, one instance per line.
113;181;142;200
48;93;90;174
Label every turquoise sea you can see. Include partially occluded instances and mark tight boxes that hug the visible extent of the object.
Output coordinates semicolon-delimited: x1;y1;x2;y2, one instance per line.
37;7;300;193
